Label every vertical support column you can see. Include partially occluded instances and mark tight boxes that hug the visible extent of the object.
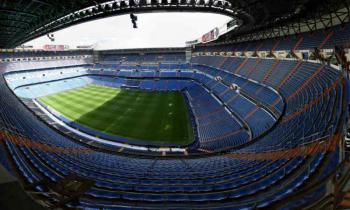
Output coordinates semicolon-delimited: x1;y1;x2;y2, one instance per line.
185;47;192;63
92;50;99;64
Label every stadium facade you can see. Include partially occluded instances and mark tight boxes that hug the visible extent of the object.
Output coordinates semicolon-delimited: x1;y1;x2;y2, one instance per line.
1;0;350;209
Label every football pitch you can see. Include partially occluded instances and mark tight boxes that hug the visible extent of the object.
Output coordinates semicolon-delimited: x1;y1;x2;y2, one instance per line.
39;84;194;145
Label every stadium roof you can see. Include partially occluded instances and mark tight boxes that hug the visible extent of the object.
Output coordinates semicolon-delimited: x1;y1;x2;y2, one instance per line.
0;0;348;48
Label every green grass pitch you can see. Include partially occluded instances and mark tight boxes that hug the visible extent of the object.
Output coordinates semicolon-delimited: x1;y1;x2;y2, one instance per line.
39;84;194;145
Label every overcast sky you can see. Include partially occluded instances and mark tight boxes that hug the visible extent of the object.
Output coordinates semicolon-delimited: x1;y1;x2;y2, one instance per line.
25;12;231;50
